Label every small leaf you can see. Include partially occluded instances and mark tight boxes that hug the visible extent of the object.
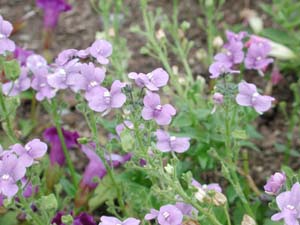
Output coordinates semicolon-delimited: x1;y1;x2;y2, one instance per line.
3;59;21;81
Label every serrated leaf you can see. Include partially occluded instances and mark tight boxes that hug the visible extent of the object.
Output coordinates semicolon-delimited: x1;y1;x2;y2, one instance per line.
3;59;21;80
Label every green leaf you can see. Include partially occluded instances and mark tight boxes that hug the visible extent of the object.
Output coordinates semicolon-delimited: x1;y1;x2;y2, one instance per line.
232;129;248;140
3;59;21;81
60;178;77;198
261;28;298;46
120;128;135;152
172;112;193;127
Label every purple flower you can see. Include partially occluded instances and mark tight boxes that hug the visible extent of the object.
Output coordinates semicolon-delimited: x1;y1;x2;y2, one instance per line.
213;92;224;105
157;204;183;225
214;41;244;66
36;0;72;29
2;67;31;96
81;143;106;189
0;154;26;197
209;61;239;79
67;62;106;93
128;68;169;91
89;39;112;65
99;216;140;225
271;66;283;85
225;30;248;43
245;41;273;70
31;67;57;101
12;139;47;167
105;152;132;167
155;129;190;153
145;209;159;220
55;49;78;66
26;54;48;73
0;15;15;54
13;46;33;66
175;202;197;216
192;179;222;193
271;182;300;225
73;212;97;225
43;127;79;166
236;81;275;114
264;172;286;195
21;178;38;198
142;92;176;125
115;120;134;136
85;80;126;113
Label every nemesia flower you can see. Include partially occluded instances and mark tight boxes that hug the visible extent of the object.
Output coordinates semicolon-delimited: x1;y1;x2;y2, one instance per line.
128;68;169;91
81;143;106;189
21;178;38;198
211;92;224;114
192;179;222;193
43;127;79;166
2;67;31;96
271;182;300;225
209;61;239;79
12;139;47;167
157;204;183;225
0;15;15;54
13;46;33;66
236;81;275;114
85;80;126;114
26;54;48;73
31;67;57;101
155;129;190;153
105;152;132;167
142;92;176;125
225;30;248;43
264;172;286;195
36;0;72;29
145;208;159;220
0;154;26;197
67;62;106;93
175;202;197;216
73;212;97;225
55;49;78;66
214;41;244;66
115;120;134;137
89;39;112;65
99;216;140;225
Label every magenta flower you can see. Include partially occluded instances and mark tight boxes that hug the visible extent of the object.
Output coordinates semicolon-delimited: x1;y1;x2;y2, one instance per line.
155;129;190;153
245;41;273;70
12;139;47;167
145;204;183;225
0;154;26;197
128;68;169;91
142;92;176;125
192;179;222;193
81;143;106;189
43;127;79;166
85;80;126;113
264;172;286;195
99;216;140;225
209;61;239;79
67;62;106;93
89;39;112;65
271;182;300;225
0;15;15;54
51;212;96;225
214;41;244;66
2;67;31;96
13;46;33;66
36;0;71;29
236;81;275;114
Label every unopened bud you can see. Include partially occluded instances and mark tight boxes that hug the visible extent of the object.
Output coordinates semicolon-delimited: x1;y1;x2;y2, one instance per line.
178;77;185;84
164;164;174;174
195;188;206;203
268;41;296;60
196;49;207;61
212;191;227;206
156;29;166;40
108;28;115;37
213;36;224;49
241;214;256;225
249;16;263;33
172;65;179;75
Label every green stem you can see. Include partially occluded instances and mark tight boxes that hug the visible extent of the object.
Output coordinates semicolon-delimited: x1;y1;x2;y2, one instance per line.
224;204;232;225
0;85;18;143
51;100;77;187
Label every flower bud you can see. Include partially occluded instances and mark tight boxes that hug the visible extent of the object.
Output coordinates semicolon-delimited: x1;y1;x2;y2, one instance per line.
156;29;166;40
195;188;206;203
264;172;286;195
164;164;174;174
249;16;263;34
212;191;227;206
241;214;256;225
268;41;296;60
213;92;224;105
213;36;224;49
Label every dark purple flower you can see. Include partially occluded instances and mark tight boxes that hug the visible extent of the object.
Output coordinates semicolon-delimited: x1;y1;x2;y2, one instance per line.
128;68;169;91
13;46;34;66
0;15;15;54
0;154;26;197
157;204;183;225
31;67;57;101
12;139;47;167
209;61;239;79
36;0;72;29
99;216;140;225
236;81;275;114
264;172;286;195
89;39;112;65
81;143;106;189
43;127;79;166
214;41;244;66
51;211;65;225
155;129;190;153
142;92;176;125
271;182;300;225
67;62;106;93
85;80;126;114
2;67;31;96
73;212;96;225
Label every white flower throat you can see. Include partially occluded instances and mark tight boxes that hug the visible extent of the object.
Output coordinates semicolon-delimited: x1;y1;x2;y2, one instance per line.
103;91;111;104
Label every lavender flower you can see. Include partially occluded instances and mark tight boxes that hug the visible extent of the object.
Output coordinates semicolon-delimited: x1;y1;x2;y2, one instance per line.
55;49;78;66
147;204;183;225
67;62;106;93
145;209;159;220
128;68;169;91
81;143;106;189
43;127;79;166
0;154;26;197
236;81;275;114
85;80;126;113
175;202;197;216
89;39;112;65
36;0;71;29
99;216;140;225
2;67;31;96
13;46;33;66
271;182;300;225
214;41;244;66
12;139;47;167
192;179;222;193
0;15;15;54
155;129;190;153
225;30;248;43
209;61;239;79
26;54;48;73
142;92;176;125
264;172;286;195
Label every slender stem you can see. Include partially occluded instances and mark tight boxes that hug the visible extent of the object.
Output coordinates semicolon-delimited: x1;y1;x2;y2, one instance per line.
224;204;232;225
0;85;18;143
51;100;77;187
